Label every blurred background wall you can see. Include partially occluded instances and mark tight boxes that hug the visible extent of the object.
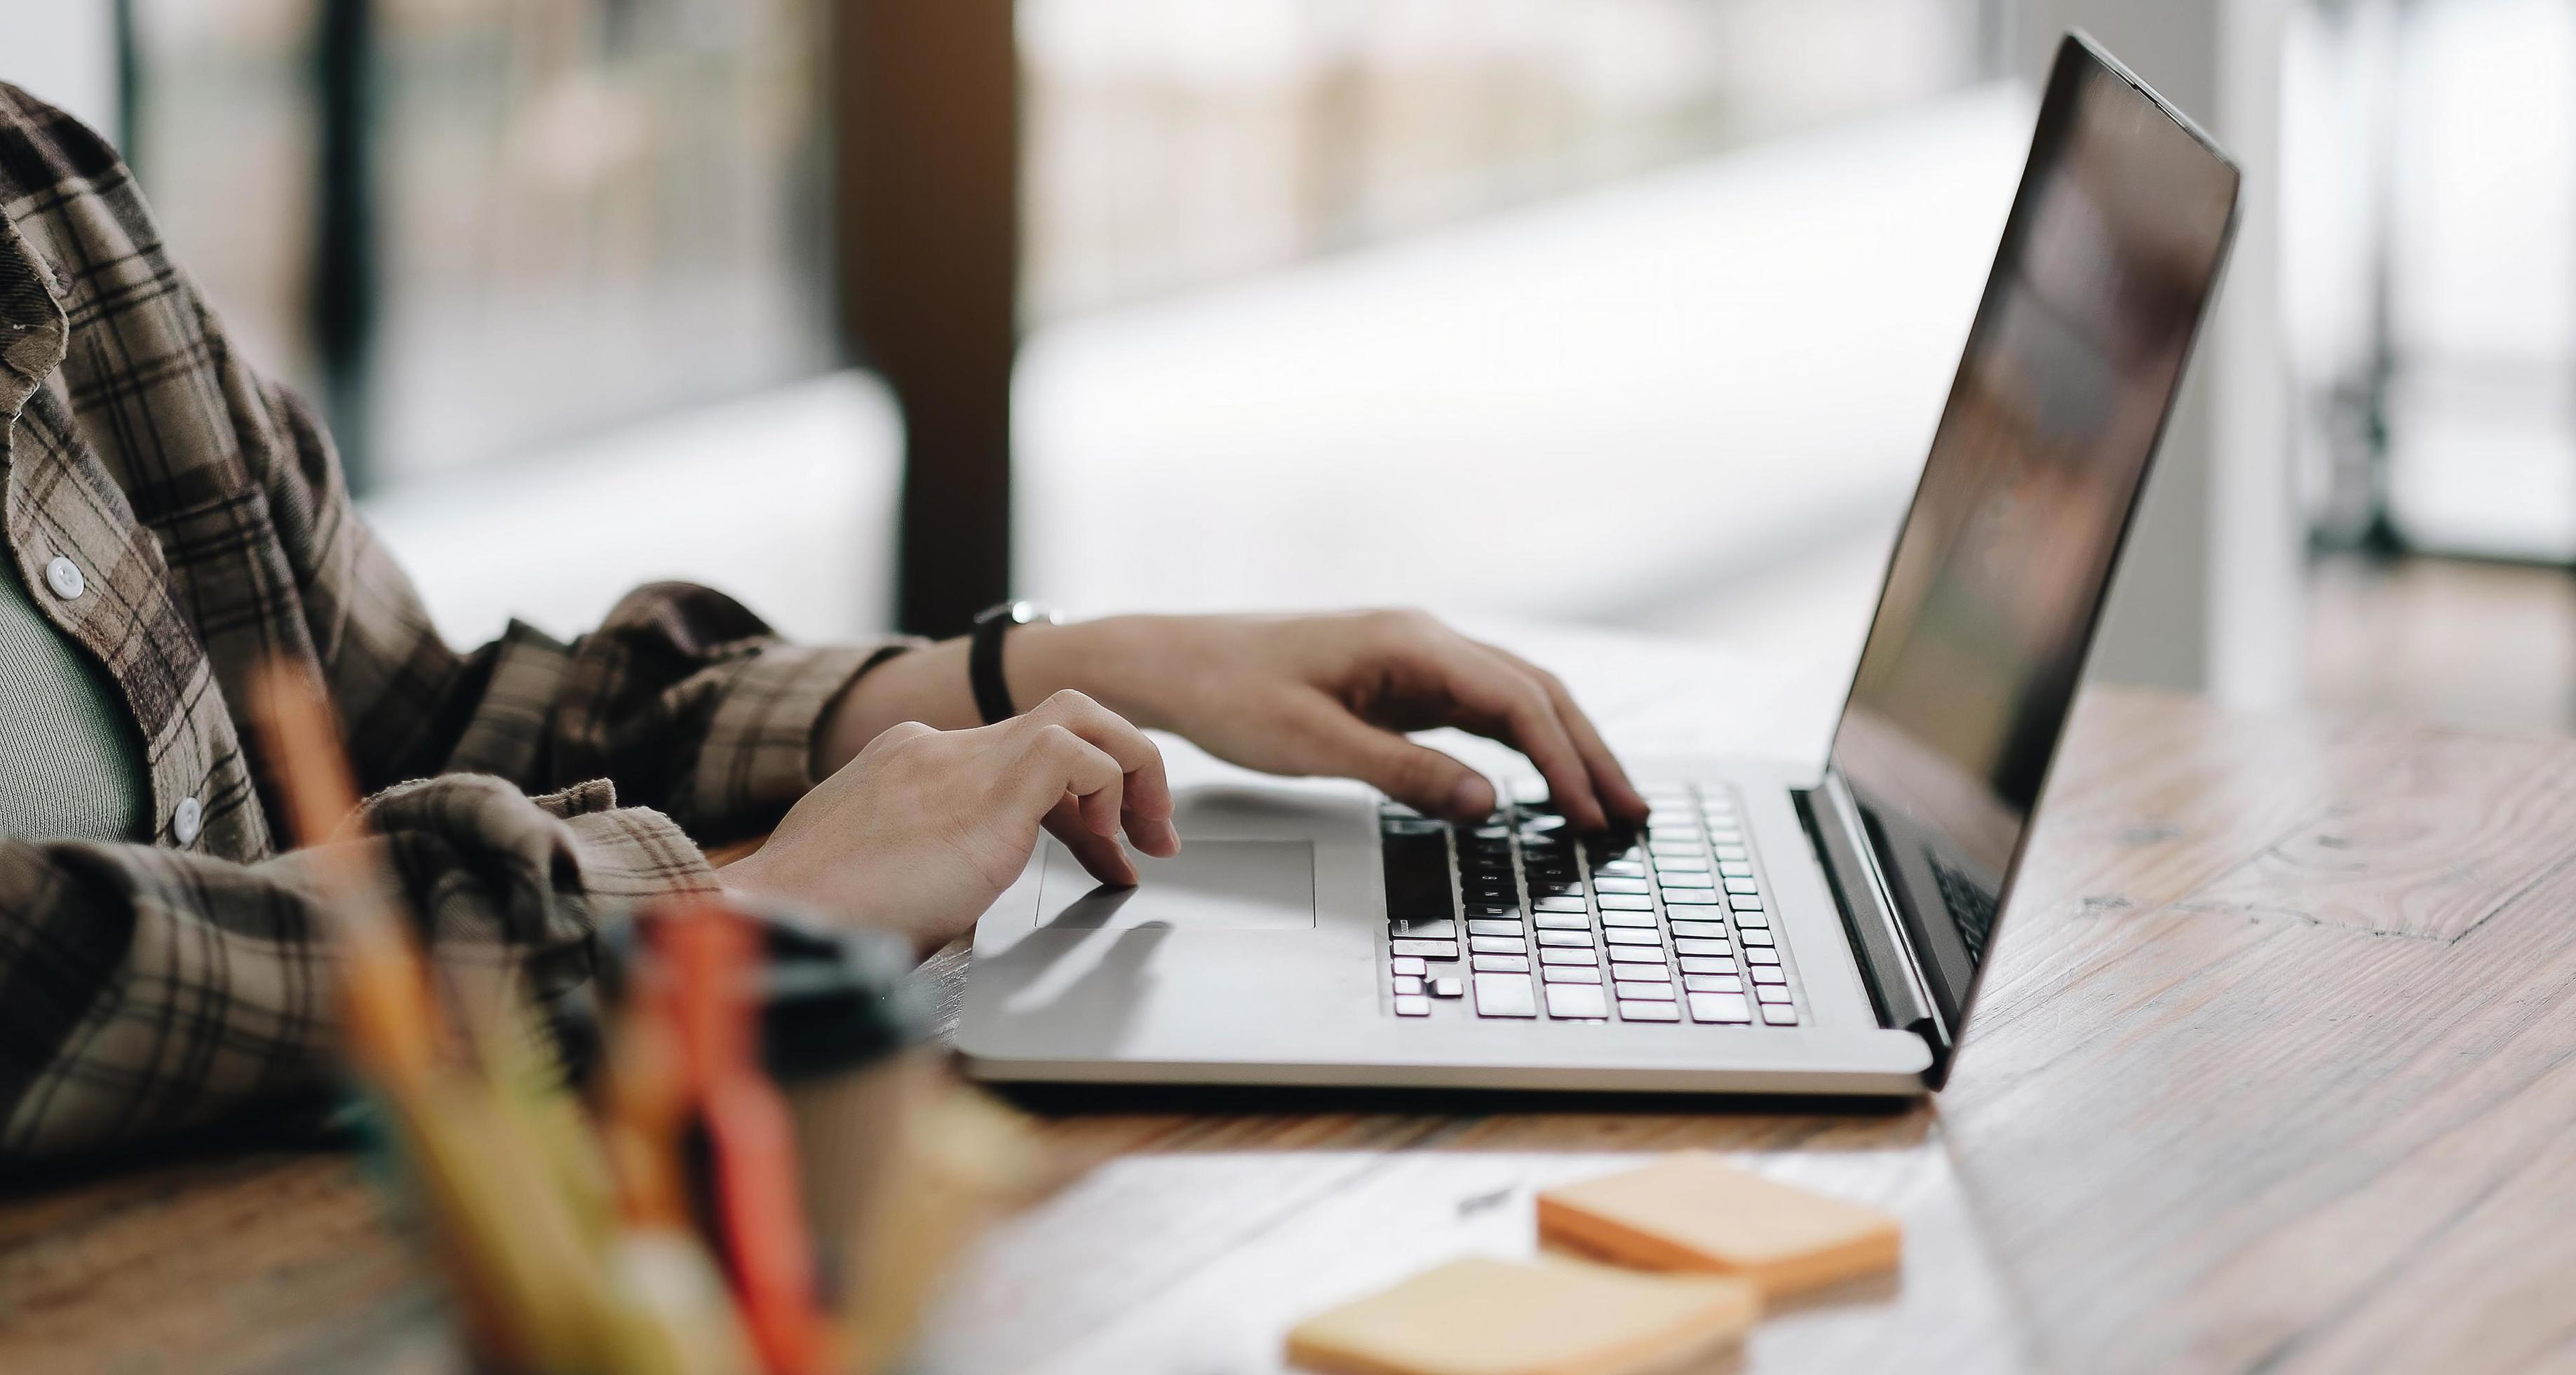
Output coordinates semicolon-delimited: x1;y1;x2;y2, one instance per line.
1;0;2567;737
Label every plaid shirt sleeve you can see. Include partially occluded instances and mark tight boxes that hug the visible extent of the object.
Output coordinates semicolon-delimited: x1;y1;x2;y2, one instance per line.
0;779;718;1158
0;86;917;1160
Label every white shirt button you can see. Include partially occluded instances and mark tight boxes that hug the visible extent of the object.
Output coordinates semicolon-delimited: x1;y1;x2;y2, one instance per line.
43;555;83;600
172;796;203;845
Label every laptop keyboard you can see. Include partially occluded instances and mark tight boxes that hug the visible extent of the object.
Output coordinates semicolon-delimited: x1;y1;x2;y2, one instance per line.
1380;783;1802;1026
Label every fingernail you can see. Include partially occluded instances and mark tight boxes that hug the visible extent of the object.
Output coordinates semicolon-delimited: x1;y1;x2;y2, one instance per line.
1447;775;1490;819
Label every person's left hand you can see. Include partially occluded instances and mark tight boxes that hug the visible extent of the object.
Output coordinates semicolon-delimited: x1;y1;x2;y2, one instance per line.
1013;610;1650;828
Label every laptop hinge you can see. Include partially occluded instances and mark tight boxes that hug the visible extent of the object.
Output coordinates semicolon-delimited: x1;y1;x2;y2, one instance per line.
1795;774;1950;1076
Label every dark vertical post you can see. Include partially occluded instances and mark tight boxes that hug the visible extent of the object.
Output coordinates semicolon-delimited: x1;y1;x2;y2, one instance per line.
832;0;1019;637
112;0;141;164
312;0;377;492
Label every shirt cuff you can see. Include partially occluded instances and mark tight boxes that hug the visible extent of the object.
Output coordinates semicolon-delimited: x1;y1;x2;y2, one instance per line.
686;640;916;838
560;799;724;905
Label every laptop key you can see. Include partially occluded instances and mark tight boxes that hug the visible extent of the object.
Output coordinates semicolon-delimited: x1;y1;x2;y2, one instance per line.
1539;947;1598;966
1603;927;1663;947
1546;984;1610;1019
1662;890;1721;906
1542;965;1604;984
1390;956;1427;977
1473;953;1532;973
1619;1001;1682;1022
1431;977;1465;998
1667;920;1729;940
1467;918;1525;937
1394;995;1432;1017
1739;928;1776;947
1678;956;1739;975
1532;895;1588;913
1651;855;1711;873
1470;935;1526;955
1596;893;1655;911
1687;992;1753;1024
1592;876;1652;895
1683;973;1744;993
1754;984;1793;1005
1391;939;1458;960
1609;962;1670;981
1474;973;1539;1018
1672;938;1732;958
1745;948;1782;967
1536;930;1596;948
1615;981;1675;1001
1760;1003;1800;1026
1724;876;1761;894
1657;872;1716;890
1593;859;1647;878
1380;828;1454;918
1390;918;1457;939
1731;909;1770;928
1729;893;1765;911
1394;975;1424;996
1535;911;1591;931
1718;860;1754;878
1599;909;1658;929
1751;967;1788;985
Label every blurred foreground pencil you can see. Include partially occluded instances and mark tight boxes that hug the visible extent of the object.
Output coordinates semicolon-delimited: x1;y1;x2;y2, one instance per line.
245;659;635;1371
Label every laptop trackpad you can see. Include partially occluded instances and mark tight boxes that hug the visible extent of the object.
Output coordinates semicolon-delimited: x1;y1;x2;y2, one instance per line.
1034;839;1316;930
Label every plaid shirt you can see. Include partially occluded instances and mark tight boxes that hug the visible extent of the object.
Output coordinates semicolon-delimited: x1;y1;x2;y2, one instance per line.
0;87;908;1159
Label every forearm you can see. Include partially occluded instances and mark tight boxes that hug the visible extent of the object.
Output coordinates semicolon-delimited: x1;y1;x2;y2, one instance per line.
816;617;1172;773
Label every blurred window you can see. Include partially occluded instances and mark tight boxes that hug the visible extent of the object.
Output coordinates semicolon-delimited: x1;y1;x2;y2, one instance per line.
2286;0;2576;559
1020;0;2000;321
133;0;835;486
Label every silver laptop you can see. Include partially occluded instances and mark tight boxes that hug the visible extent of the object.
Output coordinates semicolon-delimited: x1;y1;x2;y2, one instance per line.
958;35;2240;1098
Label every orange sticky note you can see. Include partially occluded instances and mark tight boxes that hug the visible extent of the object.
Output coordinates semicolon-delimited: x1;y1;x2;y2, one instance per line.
1285;1255;1758;1375
1536;1153;1901;1298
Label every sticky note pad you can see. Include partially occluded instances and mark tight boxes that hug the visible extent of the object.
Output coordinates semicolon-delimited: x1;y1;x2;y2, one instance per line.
1285;1255;1758;1375
1536;1153;1901;1297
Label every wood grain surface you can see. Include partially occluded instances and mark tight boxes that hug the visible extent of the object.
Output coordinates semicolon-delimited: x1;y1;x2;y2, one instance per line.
8;681;2576;1374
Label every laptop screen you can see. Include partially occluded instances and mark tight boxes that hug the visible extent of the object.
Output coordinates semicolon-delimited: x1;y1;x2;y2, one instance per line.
1828;36;2239;1031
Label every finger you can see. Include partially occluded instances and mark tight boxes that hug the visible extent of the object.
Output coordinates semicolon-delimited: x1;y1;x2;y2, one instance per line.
1434;644;1609;829
1026;689;1180;857
1287;692;1496;822
1488;648;1648;821
1044;795;1138;887
1016;722;1127;838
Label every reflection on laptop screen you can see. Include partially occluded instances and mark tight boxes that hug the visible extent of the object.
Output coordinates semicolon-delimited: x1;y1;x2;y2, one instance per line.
1830;39;2239;1024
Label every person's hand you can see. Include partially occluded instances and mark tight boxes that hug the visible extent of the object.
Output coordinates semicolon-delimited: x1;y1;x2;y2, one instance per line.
722;690;1179;954
1016;611;1649;829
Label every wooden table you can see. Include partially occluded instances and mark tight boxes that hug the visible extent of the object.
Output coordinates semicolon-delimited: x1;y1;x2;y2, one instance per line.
11;675;2576;1373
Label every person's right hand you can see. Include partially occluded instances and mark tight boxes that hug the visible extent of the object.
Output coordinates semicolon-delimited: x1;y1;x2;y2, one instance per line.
718;690;1179;955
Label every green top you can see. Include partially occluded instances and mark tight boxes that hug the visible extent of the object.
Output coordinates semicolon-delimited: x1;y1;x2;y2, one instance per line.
0;560;145;841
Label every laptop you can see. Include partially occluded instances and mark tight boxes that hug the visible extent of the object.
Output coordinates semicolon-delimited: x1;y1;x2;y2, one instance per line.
957;34;2241;1097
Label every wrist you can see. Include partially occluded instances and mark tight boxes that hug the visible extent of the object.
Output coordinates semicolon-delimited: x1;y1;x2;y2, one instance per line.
1015;615;1159;726
719;845;848;928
